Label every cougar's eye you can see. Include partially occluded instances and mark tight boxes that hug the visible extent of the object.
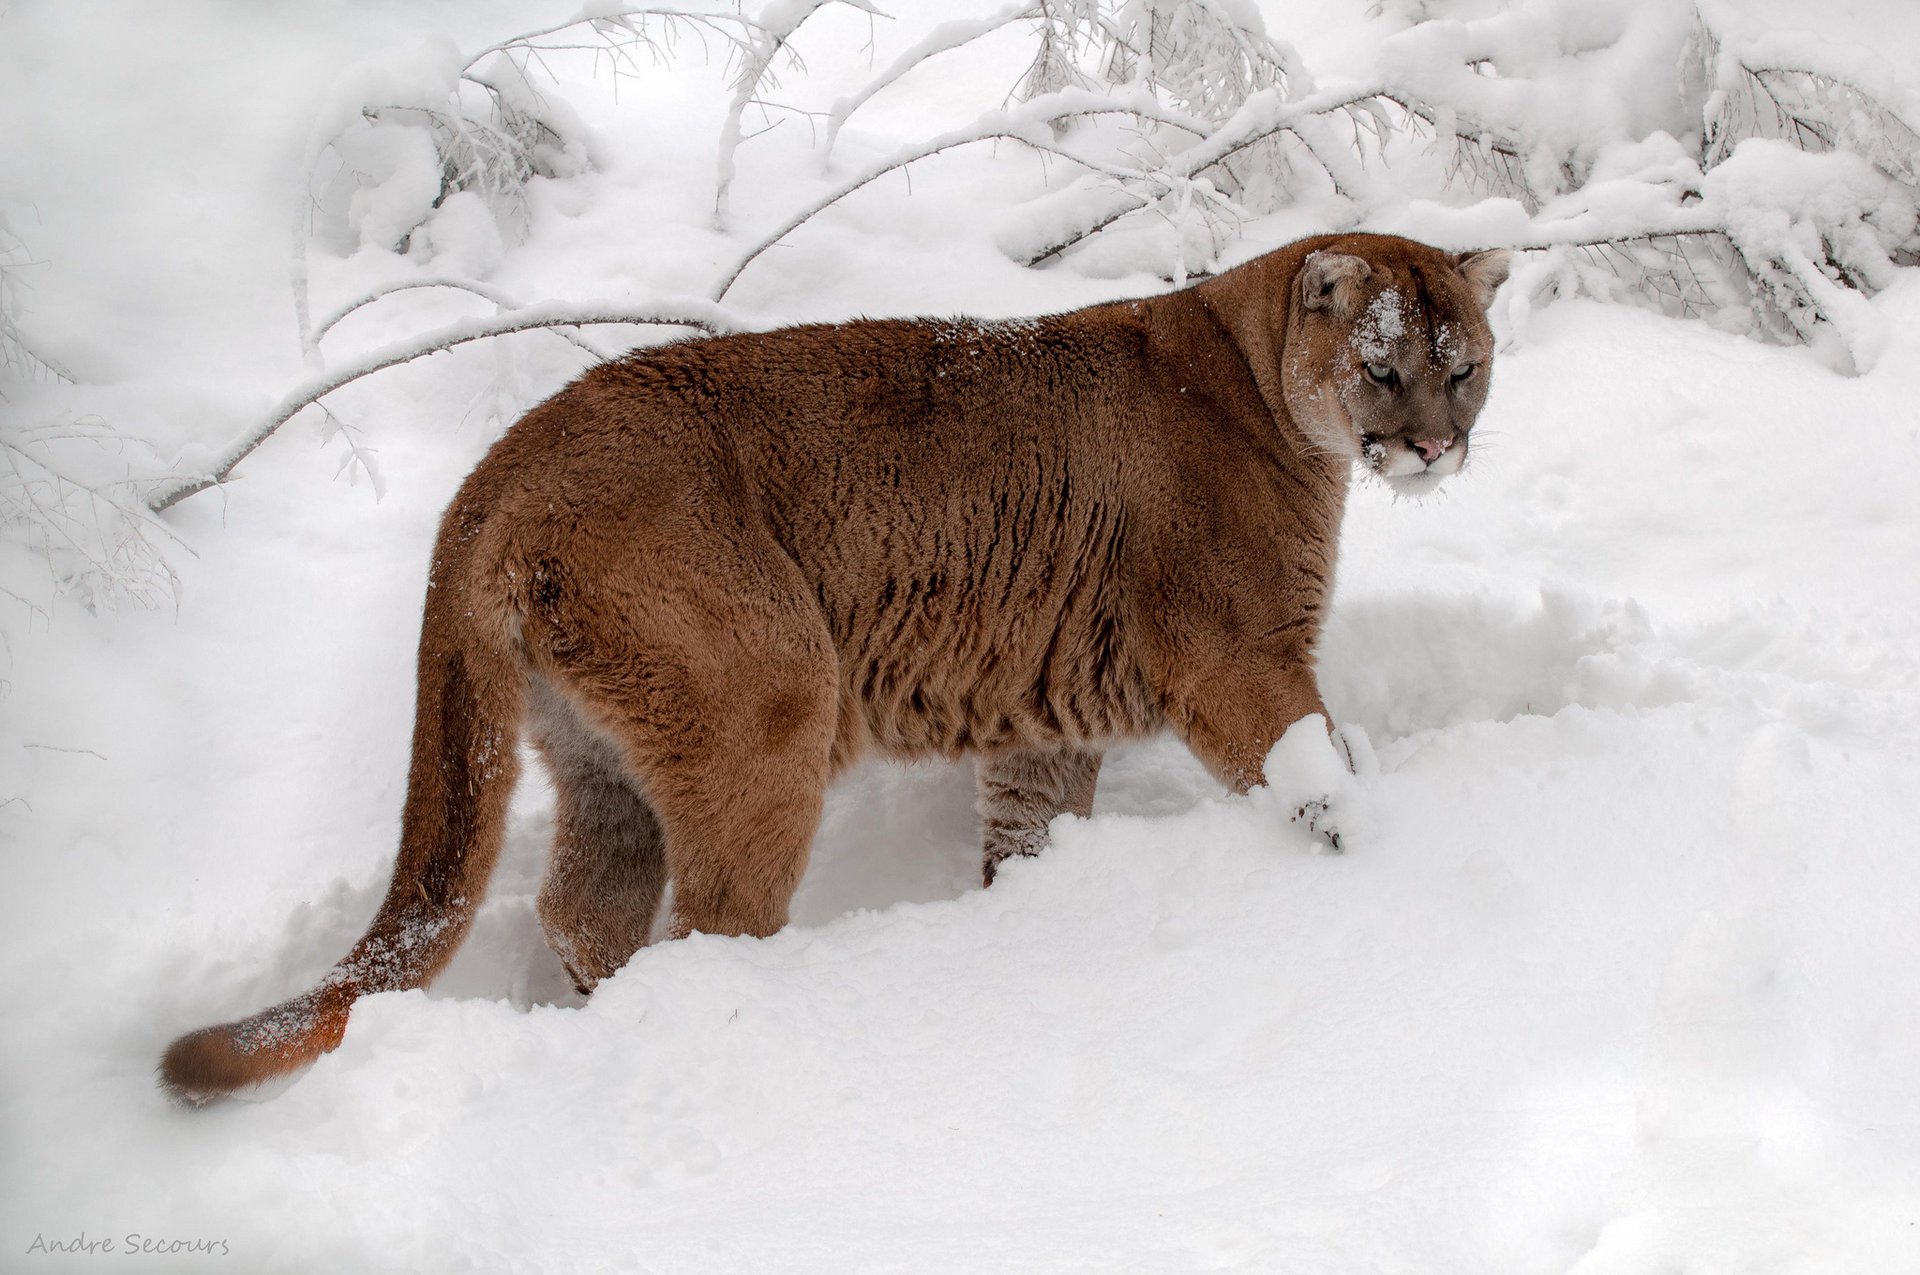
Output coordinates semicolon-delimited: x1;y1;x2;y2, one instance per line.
1364;361;1395;385
1451;362;1477;383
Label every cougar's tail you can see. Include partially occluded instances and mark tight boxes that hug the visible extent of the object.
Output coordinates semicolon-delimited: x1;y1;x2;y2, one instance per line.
159;520;525;1105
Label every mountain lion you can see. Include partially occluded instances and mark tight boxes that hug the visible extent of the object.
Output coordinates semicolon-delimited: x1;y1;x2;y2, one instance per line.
160;232;1510;1103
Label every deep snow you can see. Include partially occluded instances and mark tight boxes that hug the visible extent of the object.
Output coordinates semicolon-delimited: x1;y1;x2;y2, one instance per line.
4;2;1919;1272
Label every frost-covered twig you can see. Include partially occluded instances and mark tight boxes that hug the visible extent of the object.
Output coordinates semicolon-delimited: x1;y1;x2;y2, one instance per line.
21;743;109;759
0;219;74;389
1018;0;1106;110
317;406;387;499
3;426;186;615
149;299;741;513
0;330;74;389
1368;91;1535;206
0;225;175;619
715;0;883;227
465;4;765;73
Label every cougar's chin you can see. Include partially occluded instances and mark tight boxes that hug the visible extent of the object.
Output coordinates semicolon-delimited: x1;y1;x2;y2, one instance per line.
1381;469;1447;497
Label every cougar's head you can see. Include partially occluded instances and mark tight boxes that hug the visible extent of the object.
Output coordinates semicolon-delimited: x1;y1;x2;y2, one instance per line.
1282;241;1510;497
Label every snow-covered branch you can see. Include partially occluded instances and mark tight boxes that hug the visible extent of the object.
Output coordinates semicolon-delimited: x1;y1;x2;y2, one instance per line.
821;2;1041;166
311;278;613;359
148;300;741;513
1008;81;1391;266
713;87;1209;302
714;0;883;228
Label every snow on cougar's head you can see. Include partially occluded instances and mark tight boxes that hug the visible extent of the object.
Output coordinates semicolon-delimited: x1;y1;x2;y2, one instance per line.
1283;237;1510;498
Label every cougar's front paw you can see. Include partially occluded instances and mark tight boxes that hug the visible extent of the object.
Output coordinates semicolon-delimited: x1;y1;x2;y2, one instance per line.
1292;798;1343;854
1263;716;1375;853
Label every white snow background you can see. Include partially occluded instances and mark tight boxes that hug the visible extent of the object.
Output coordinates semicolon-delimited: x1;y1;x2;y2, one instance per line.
3;1;1920;1271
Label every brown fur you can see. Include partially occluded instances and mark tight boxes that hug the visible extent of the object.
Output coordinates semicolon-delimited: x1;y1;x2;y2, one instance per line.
158;232;1508;1103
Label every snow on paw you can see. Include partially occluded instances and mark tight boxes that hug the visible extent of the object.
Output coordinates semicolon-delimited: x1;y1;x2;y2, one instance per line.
1255;716;1372;853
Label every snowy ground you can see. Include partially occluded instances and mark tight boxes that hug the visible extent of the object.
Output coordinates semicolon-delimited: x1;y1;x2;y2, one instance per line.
4;2;1920;1272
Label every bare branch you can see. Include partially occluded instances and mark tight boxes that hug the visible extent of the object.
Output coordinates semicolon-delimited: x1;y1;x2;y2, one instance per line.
0;221;75;388
23;743;108;760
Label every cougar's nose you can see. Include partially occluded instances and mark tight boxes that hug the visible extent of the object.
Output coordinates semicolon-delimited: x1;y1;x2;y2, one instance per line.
1412;437;1453;464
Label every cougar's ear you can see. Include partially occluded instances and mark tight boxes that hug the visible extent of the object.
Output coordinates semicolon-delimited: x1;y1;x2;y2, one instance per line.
1454;248;1512;310
1299;252;1371;319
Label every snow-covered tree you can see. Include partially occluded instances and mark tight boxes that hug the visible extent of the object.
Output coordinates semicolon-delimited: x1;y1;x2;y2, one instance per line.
810;0;1920;367
146;0;1920;514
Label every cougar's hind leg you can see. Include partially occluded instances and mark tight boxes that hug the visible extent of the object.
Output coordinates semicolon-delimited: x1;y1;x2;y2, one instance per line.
651;667;836;940
527;679;669;994
526;537;840;944
976;746;1104;885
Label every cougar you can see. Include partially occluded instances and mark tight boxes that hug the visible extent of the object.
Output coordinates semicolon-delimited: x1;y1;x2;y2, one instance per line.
159;232;1510;1102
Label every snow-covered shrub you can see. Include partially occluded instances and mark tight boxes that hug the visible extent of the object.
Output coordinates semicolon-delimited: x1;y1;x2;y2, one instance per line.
1506;3;1920;369
801;0;1916;366
311;7;773;263
310;48;591;264
1;421;180;617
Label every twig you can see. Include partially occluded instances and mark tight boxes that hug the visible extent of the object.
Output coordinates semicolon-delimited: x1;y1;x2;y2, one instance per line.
24;743;108;760
463;6;766;68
